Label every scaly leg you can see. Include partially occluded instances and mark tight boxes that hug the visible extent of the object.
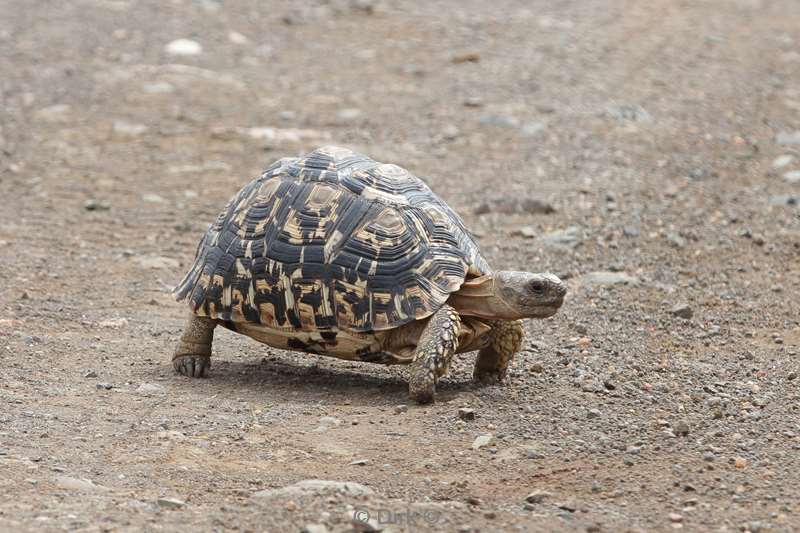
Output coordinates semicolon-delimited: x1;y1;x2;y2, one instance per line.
408;305;461;404
473;320;524;384
173;314;216;378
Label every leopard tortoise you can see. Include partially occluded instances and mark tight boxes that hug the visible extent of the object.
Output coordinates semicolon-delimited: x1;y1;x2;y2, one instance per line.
173;146;566;403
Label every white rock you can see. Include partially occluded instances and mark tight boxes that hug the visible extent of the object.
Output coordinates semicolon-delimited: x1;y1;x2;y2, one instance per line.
471;434;494;450
34;104;71;122
773;154;794;169
165;39;203;56
136;383;165;394
98;318;129;329
252;479;373;499
143;82;175;94
243;127;329;143
157;497;186;509
55;476;108;492
783;170;800;183
228;31;249;45
142;193;166;203
113;121;148;137
314;416;342;432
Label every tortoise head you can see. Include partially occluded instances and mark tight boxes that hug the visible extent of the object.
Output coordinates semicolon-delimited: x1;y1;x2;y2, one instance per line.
449;271;566;320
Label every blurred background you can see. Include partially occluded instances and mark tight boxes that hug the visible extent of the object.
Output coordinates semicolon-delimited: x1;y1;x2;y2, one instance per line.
1;1;799;531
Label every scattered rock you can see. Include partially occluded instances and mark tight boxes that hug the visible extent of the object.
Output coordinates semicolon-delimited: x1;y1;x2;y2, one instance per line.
96;383;113;390
458;408;476;421
734;457;747;469
775;131;800;145
587;408;602;419
669;513;683;523
441;124;460;140
165;39;203;56
580;271;637;286
666;232;686;248
671;303;693;319
471;434;494;450
252;479;373;499
394;404;408;414
463;96;483;107
83;370;97;378
349;459;369;466
157;497;186;509
143;81;175;94
525;490;552;504
474;197;555;215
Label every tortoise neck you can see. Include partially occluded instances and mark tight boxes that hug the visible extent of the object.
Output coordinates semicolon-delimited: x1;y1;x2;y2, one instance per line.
447;274;521;319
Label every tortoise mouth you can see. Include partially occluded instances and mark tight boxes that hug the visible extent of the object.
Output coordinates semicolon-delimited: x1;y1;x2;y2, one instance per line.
531;298;564;318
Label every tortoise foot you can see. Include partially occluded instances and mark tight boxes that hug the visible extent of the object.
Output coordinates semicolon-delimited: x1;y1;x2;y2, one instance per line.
173;354;211;378
472;369;506;386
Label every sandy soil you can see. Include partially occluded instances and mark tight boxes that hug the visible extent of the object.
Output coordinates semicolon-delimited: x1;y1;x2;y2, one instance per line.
1;0;800;531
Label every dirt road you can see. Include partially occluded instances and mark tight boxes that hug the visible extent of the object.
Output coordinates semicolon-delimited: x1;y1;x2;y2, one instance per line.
1;0;799;531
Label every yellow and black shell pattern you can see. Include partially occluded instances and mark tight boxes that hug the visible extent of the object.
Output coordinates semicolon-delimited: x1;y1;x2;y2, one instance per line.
174;146;490;333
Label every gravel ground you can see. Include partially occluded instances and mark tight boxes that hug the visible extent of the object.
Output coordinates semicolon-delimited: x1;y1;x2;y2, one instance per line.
1;0;800;531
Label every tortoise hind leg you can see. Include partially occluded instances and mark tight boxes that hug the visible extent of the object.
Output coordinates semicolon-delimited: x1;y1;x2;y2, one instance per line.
473;320;524;384
408;305;461;404
173;314;216;378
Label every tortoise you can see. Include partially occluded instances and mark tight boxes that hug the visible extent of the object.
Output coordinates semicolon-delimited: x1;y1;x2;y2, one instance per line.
173;146;566;403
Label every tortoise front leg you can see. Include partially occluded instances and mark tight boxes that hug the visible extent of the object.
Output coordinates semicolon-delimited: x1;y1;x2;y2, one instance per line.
473;319;524;384
173;314;216;378
408;305;461;404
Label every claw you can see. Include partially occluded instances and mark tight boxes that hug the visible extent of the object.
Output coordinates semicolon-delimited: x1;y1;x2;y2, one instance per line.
173;355;210;378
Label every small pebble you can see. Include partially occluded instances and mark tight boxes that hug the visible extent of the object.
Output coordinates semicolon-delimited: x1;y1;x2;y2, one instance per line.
165;39;202;56
669;513;683;523
394;404;408;414
525;490;551;504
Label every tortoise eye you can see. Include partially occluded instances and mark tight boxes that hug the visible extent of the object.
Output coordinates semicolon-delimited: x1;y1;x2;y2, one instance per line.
529;280;545;294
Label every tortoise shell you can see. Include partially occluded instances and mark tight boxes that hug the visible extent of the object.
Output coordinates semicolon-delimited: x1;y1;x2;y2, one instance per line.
174;146;490;333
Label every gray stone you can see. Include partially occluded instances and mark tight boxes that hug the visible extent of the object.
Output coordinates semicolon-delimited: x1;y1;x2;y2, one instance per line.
349;459;370;466
587;408;602;419
671;303;693;319
479;115;519;128
539;226;580;249
393;404;408;414
458;408;476;421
